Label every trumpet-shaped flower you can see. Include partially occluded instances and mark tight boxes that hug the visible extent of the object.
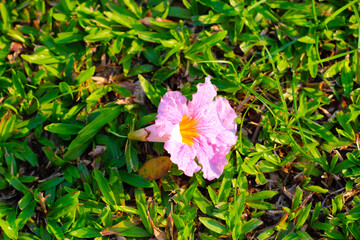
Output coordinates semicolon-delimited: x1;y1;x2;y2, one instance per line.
128;76;237;180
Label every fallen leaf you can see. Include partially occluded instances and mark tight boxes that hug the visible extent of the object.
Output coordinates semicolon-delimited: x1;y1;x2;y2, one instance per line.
167;203;174;240
155;17;174;23
88;145;107;158
116;97;134;105
10;42;23;52
147;200;167;240
37;192;50;214
138;156;172;181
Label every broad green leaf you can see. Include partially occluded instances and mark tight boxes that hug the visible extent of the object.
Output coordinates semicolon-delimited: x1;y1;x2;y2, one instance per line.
341;61;353;98
311;202;321;224
246;200;275;210
55;32;85;44
59;82;73;99
100;217;141;236
64;105;123;161
257;228;275;240
125;140;139;172
198;0;237;15
38;177;64;191
84;29;115;42
303;185;328;193
123;0;142;18
74;66;95;85
324;60;345;78
295;203;312;230
93;168;117;206
21;54;66;64
346;205;360;220
9;177;30;194
292;186;303;210
63;104;86;121
217;166;234;203
311;222;334;231
69;227;102;238
42;148;67;166
104;7;146;31
193;188;213;215
46;221;65;240
86;85;111;107
0;3;10;30
118;227;152;237
324;229;346;239
44;123;82;135
186;31;227;56
119;171;153;188
298;35;316;44
307;44;318;78
12;69;26;98
18;192;33;210
229;194;245;231
0;218;18;239
245;190;278;201
349;222;360;240
53;13;69;22
138;74;161;106
134;188;153;234
168;6;192;19
0;112;16;142
238;218;263;236
112;84;132;97
199;217;227;235
47;192;80;220
18;233;41;239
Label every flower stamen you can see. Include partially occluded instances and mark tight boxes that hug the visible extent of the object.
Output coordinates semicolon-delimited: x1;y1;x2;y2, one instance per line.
179;116;198;146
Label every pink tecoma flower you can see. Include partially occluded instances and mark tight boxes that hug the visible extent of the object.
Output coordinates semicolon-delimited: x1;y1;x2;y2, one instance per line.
128;76;237;180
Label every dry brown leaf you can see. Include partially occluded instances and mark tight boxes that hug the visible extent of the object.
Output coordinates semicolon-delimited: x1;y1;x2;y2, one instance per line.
115;97;134;105
37;192;50;214
91;76;108;85
155;17;174;23
147;200;167;240
88;145;107;158
168;203;174;240
138;156;172;181
10;42;24;52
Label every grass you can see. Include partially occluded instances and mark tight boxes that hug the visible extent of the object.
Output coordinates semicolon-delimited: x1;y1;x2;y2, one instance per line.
1;0;360;239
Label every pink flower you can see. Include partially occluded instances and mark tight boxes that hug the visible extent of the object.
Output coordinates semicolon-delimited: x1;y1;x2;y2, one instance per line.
128;76;237;180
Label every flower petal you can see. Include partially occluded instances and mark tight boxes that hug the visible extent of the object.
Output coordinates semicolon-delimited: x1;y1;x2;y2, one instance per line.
193;99;237;148
194;136;228;180
188;76;217;119
164;139;200;177
214;129;237;148
206;147;229;180
193;104;223;143
214;96;237;133
155;91;188;137
145;124;170;142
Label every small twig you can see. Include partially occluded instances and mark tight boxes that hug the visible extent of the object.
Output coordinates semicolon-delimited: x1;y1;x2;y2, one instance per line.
38;172;63;183
236;95;252;113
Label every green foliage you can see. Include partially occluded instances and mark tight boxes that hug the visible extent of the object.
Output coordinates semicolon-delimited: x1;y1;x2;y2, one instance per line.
1;0;360;239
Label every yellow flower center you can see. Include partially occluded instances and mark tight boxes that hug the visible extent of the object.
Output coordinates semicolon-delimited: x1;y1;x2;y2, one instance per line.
179;116;198;146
